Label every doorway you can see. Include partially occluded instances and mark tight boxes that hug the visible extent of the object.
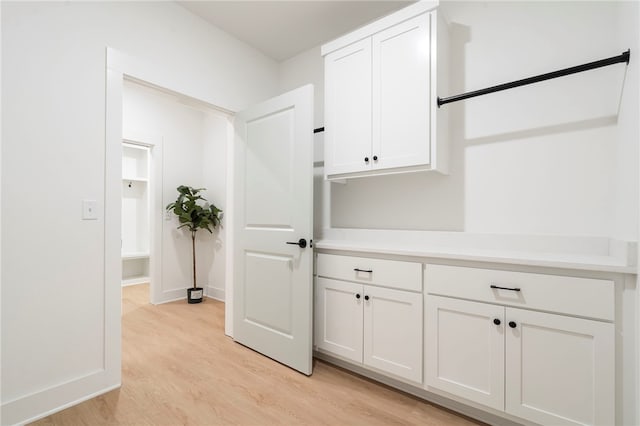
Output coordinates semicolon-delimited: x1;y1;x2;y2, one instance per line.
121;140;153;303
121;78;230;305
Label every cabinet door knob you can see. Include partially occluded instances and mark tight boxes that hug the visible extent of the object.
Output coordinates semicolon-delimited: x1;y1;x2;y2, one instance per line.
364;157;369;163
373;155;378;161
355;293;361;299
493;318;501;325
509;321;517;328
364;295;370;301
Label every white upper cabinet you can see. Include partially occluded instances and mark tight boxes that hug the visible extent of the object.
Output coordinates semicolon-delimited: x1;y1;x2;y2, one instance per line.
322;2;448;180
372;14;431;170
324;39;372;175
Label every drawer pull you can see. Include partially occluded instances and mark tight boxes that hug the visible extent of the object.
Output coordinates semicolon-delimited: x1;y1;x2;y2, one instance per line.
364;295;370;301
355;293;361;299
493;318;501;325
354;268;373;273
509;321;517;329
490;284;521;292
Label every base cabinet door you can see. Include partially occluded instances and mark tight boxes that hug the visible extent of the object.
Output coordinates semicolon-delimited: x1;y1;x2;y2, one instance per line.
425;296;505;411
364;286;423;383
505;308;615;426
315;277;363;363
426;296;615;426
315;274;423;383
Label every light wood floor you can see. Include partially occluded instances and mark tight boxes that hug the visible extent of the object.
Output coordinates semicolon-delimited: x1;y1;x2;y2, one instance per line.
33;284;483;426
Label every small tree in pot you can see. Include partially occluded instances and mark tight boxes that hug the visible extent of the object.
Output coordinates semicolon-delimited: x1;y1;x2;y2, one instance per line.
166;185;222;304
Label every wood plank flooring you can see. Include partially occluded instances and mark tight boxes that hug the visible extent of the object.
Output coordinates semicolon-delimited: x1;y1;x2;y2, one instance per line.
33;284;483;426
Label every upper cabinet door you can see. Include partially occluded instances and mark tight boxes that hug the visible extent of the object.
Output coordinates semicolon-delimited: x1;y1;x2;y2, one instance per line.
324;39;372;176
372;13;431;170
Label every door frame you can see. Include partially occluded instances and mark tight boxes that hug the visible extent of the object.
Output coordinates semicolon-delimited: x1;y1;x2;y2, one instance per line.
105;48;237;387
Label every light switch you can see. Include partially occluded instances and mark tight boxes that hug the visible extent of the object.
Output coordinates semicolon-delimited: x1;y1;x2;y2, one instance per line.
82;199;98;220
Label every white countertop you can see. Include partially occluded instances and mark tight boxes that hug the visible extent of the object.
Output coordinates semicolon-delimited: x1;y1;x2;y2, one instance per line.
314;230;637;274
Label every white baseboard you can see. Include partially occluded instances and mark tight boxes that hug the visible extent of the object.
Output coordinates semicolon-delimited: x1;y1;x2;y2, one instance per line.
154;287;188;304
153;286;225;305
206;285;225;302
1;370;119;426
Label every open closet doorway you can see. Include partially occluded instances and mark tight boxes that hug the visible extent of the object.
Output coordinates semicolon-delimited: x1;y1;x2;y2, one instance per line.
121;139;156;304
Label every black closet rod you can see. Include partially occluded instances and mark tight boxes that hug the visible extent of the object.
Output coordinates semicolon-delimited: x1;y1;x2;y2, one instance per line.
437;49;630;107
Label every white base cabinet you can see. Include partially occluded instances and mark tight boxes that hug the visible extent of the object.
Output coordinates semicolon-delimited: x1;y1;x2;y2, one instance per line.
313;251;628;426
363;285;422;382
504;308;614;426
425;264;616;426
425;296;505;411
315;278;363;363
315;254;423;383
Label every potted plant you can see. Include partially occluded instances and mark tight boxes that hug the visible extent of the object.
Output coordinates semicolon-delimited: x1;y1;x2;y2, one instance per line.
166;185;223;304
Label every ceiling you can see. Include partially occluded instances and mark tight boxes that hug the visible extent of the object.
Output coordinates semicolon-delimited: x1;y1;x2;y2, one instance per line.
177;1;414;62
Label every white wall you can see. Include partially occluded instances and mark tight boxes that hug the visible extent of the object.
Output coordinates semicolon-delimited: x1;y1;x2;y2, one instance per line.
202;112;229;301
1;2;278;424
122;81;228;302
279;47;328;237
279;1;639;240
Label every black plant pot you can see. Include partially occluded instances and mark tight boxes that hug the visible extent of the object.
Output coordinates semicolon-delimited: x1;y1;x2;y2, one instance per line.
187;287;204;304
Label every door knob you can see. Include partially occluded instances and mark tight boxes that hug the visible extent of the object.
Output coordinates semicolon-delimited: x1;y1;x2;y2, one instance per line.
285;238;307;248
509;321;517;328
364;295;370;301
493;318;501;325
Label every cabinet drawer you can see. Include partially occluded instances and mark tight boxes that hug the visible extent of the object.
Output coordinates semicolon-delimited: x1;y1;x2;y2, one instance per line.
317;253;422;292
425;264;614;321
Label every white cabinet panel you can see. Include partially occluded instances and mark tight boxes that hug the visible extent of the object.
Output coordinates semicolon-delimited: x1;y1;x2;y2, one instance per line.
425;296;505;411
315;277;363;363
364;286;422;383
505;308;614;426
324;39;372;176
425;264;614;321
372;13;430;170
317;253;422;292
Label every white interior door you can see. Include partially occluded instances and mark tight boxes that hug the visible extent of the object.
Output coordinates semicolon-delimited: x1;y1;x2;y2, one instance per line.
233;85;314;375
